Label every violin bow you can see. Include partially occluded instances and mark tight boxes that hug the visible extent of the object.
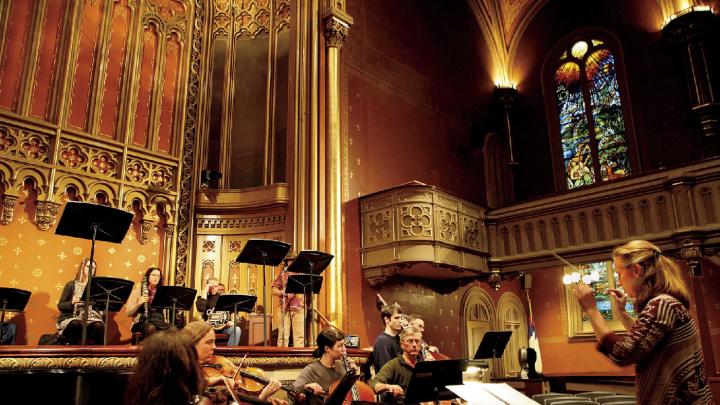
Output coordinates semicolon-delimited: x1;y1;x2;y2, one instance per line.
233;353;249;379
551;250;580;271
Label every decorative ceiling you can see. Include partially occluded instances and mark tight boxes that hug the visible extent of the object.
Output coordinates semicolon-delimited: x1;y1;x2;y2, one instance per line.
467;0;708;87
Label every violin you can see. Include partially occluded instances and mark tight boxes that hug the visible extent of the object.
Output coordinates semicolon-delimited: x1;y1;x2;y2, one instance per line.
202;355;302;401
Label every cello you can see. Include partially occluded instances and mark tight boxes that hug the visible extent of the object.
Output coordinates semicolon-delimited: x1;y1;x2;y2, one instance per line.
324;355;376;405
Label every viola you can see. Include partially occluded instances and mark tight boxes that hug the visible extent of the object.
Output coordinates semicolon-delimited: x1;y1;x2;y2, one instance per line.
202;355;302;400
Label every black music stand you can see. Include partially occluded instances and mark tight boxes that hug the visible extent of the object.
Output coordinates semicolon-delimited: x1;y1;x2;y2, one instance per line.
151;285;197;327
81;277;134;345
286;250;333;346
404;359;465;404
55;201;133;345
473;331;512;360
0;288;31;345
214;294;257;346
285;273;324;346
235;239;291;346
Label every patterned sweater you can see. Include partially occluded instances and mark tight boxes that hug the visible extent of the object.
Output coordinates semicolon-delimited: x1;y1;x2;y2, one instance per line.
598;294;714;405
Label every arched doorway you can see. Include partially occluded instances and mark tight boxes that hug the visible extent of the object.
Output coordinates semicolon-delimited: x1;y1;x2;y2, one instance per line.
496;292;528;378
461;287;496;380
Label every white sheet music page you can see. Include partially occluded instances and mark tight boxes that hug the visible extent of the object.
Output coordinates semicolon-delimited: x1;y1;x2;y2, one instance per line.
481;383;540;404
445;382;504;405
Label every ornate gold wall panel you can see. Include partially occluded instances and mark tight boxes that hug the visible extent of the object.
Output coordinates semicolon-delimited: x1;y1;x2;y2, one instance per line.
0;0;192;279
359;182;490;286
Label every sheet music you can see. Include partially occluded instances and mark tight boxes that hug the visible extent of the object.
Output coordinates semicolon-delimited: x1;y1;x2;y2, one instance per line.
481;383;539;404
446;382;540;405
446;383;505;405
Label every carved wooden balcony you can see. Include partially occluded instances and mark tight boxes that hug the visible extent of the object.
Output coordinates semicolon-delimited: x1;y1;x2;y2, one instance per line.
359;181;489;286
486;159;720;270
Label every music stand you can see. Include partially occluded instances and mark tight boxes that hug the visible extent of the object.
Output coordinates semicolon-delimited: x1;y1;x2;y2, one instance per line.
404;359;466;404
214;294;257;346
323;369;360;405
81;277;134;345
473;331;512;360
55;201;133;345
286;250;333;346
235;239;291;346
151;285;197;327
0;288;30;345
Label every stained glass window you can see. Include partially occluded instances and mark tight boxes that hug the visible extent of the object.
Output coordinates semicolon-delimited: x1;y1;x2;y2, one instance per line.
554;38;631;189
564;260;636;338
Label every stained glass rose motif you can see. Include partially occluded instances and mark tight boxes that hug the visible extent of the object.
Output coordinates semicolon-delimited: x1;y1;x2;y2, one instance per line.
91;153;117;175
60;145;88;168
0;128;17;152
126;160;149;183
23;135;50;160
151;167;173;189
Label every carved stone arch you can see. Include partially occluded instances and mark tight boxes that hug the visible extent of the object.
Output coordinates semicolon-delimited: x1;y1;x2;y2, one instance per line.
149;194;176;226
496;292;528;379
0;161;15;194
123;189;151;214
14;167;49;198
142;14;166;33
124;189;156;244
54;175;88;202
87;182;119;207
460;286;497;361
483;133;514;209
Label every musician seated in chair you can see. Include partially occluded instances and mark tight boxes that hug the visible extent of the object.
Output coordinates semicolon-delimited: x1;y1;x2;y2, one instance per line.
56;258;104;345
183;321;287;405
1;320;17;345
369;327;423;401
195;278;242;346
126;267;171;342
293;328;361;405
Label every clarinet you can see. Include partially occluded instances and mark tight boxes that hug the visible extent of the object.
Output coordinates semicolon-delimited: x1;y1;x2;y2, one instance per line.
134;277;149;325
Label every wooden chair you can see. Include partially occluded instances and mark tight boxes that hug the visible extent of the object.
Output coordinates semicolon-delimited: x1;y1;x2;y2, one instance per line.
575;392;616;401
546;397;594;405
532;394;574;405
595;395;635;404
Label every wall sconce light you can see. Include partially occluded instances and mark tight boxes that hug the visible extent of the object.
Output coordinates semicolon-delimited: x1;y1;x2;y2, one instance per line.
487;271;502;291
200;170;222;189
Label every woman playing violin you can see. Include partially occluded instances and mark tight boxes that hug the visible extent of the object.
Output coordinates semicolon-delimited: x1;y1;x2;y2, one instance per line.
293;328;360;404
183;321;287;405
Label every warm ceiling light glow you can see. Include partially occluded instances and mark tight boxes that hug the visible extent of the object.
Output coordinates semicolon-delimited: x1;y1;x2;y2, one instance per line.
661;5;712;28
495;81;516;89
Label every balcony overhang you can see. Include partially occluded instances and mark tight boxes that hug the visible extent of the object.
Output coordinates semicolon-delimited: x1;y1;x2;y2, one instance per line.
359;181;490;286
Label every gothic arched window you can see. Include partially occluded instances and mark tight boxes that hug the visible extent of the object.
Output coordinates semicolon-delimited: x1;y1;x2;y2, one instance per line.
550;36;633;190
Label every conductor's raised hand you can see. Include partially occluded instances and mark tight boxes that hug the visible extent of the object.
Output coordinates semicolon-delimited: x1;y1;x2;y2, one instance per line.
572;284;597;313
608;289;627;311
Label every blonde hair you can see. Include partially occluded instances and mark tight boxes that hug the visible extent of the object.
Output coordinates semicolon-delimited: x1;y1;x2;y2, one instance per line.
612;240;690;311
182;321;213;345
